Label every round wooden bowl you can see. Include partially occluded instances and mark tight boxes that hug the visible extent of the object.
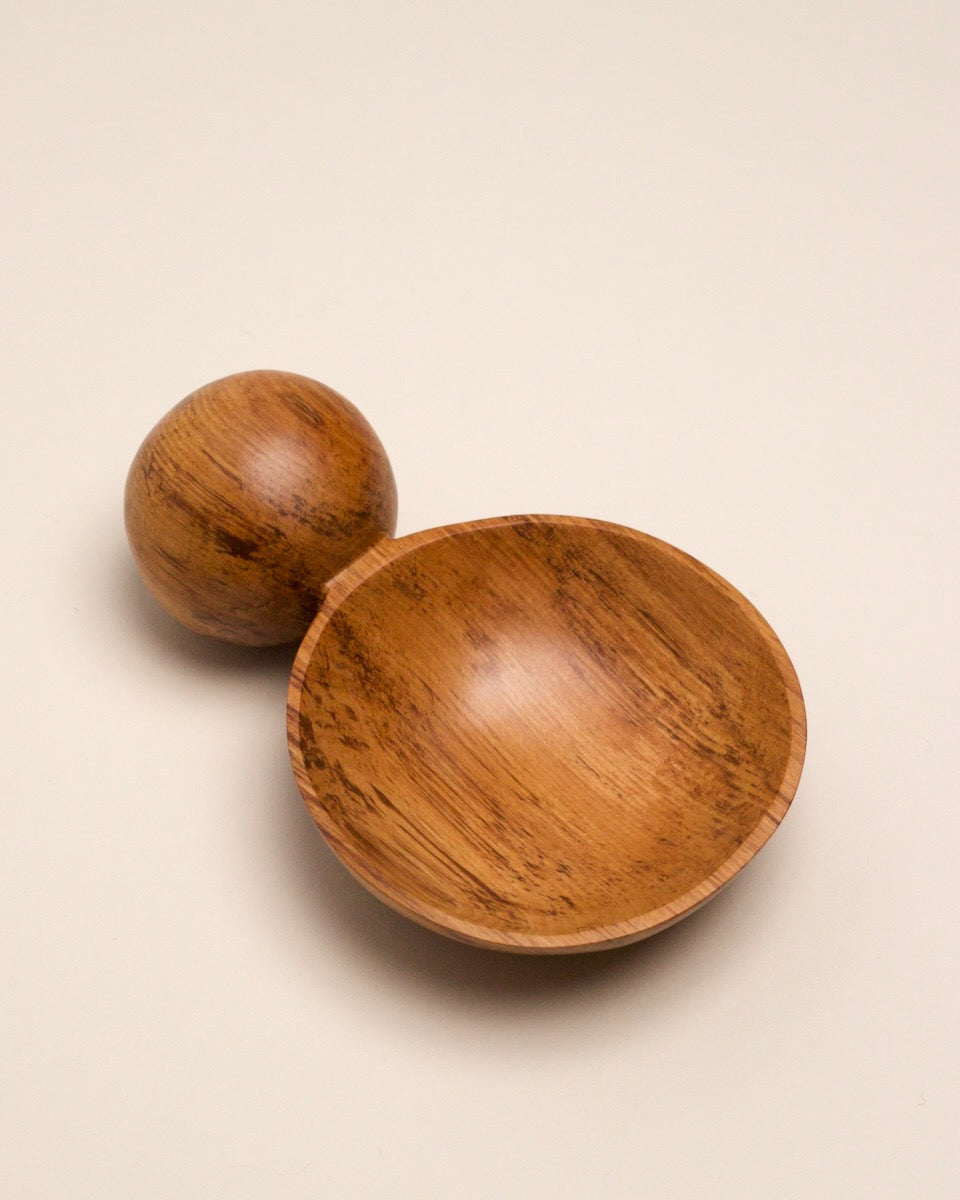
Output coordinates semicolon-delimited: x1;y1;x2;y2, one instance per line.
288;514;806;953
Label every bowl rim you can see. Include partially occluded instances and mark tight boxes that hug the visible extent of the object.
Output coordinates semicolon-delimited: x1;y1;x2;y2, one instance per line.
287;513;807;953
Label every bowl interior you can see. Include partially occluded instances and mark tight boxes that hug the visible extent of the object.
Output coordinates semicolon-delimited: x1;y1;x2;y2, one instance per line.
289;516;804;951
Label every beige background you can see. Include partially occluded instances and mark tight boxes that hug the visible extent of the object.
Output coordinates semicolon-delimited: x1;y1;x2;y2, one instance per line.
2;2;957;1196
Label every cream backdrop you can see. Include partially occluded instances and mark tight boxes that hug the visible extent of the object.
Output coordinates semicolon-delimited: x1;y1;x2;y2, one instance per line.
1;3;957;1197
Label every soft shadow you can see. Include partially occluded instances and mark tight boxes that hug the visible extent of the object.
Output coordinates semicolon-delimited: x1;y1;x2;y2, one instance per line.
104;522;791;1006
266;735;757;1005
99;522;796;1003
109;538;295;677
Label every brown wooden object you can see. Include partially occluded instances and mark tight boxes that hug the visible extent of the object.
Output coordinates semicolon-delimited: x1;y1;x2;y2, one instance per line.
288;515;805;953
126;373;805;950
124;370;397;645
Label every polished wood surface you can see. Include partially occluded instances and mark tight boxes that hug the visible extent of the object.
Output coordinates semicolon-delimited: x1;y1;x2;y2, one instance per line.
124;370;397;645
288;515;806;953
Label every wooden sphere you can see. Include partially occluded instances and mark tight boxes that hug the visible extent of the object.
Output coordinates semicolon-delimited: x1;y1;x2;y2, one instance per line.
289;515;806;953
125;370;397;645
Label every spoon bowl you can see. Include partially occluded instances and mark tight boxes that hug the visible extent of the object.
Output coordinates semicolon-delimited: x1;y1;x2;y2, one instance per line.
288;514;806;953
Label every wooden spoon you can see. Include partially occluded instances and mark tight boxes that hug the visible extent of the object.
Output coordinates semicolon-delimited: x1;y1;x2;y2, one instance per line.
126;372;806;953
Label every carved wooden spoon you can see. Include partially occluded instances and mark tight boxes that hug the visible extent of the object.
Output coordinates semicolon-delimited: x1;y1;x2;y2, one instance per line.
126;371;805;953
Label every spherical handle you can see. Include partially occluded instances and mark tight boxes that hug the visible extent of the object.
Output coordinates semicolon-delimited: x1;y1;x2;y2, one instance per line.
124;370;397;646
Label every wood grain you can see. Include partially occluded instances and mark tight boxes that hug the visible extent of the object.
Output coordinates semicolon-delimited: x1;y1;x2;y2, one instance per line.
288;514;806;953
124;370;397;645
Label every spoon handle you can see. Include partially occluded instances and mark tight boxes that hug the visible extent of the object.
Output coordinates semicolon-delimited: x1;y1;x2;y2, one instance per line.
124;370;397;646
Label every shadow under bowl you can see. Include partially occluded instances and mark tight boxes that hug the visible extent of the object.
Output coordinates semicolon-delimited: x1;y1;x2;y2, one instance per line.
287;515;805;953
